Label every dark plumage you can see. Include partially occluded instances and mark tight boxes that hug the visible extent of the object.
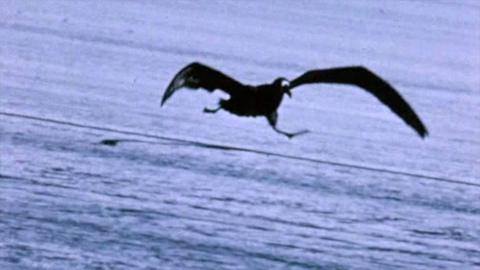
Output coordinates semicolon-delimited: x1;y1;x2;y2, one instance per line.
161;62;428;139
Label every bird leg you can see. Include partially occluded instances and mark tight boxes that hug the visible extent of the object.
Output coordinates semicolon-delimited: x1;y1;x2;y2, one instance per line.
203;106;221;113
272;126;310;139
267;112;309;139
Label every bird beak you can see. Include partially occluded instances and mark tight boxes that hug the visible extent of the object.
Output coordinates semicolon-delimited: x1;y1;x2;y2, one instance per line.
285;89;292;98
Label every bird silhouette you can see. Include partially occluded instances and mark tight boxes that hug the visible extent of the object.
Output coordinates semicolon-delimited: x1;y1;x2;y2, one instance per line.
161;62;428;139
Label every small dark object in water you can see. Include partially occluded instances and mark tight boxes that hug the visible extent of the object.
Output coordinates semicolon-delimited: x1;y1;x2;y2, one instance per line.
100;139;120;146
161;62;428;139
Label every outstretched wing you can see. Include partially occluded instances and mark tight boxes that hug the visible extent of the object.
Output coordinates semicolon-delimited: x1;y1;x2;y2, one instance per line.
289;66;428;138
161;62;247;106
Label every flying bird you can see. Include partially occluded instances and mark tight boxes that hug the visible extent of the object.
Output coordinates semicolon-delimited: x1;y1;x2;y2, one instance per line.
161;62;428;139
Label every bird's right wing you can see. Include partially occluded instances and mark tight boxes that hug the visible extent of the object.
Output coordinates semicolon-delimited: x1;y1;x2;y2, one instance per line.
161;62;247;106
289;66;428;138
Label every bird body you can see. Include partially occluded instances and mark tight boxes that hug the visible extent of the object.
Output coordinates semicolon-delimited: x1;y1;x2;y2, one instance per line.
219;80;286;117
161;62;428;139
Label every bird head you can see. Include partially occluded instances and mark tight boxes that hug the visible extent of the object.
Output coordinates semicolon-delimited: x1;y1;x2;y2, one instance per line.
274;77;292;98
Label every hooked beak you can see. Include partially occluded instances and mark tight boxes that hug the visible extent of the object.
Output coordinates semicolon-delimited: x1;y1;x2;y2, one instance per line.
285;89;292;98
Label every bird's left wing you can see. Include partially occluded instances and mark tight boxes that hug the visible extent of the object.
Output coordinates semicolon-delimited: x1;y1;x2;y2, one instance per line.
161;62;247;106
289;66;428;138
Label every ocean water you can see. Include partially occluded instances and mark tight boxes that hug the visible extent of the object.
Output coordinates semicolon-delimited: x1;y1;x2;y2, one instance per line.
1;1;479;269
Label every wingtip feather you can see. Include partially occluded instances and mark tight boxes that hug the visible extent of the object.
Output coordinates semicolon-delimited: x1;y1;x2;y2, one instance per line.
416;125;429;139
421;129;429;139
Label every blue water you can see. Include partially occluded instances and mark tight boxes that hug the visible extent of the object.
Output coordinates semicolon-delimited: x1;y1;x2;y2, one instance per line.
1;1;479;269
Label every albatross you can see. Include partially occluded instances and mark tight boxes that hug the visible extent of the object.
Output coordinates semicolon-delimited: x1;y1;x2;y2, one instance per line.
161;62;428;139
